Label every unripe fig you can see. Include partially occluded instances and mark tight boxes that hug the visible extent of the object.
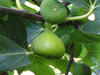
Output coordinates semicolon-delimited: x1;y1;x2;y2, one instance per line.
72;63;91;75
40;0;67;24
70;5;88;25
32;26;65;59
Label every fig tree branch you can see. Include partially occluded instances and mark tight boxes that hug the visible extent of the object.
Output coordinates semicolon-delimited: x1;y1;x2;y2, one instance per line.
0;6;44;22
65;43;74;75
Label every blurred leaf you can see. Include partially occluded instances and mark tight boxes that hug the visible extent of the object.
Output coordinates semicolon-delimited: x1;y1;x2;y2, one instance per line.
0;34;30;70
60;34;70;46
82;20;100;34
22;18;42;45
55;25;74;37
82;42;100;67
66;44;82;57
17;54;55;75
0;15;28;49
7;71;14;75
64;0;99;8
70;30;100;43
21;0;27;4
0;0;11;8
17;54;68;74
94;7;100;20
47;58;68;73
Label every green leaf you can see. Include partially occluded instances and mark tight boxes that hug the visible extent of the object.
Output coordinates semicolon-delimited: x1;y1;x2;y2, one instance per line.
55;25;74;37
21;0;27;4
17;54;55;75
64;0;99;8
60;34;70;46
0;0;11;8
70;30;100;43
82;42;100;67
17;54;68;74
7;71;14;75
94;7;100;20
0;34;30;70
47;58;68;73
82;20;100;34
22;18;42;45
0;15;28;49
66;44;82;57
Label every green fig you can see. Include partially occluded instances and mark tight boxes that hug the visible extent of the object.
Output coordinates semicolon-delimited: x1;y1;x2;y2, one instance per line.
40;0;67;24
32;25;65;59
72;63;91;75
70;5;88;25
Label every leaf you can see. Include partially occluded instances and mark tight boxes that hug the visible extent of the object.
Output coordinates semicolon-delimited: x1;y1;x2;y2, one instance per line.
17;54;68;74
7;71;14;75
55;25;74;37
82;42;100;67
17;54;55;75
70;30;100;43
0;34;30;70
64;0;99;8
82;20;100;34
66;44;82;57
0;15;28;49
21;0;27;4
94;7;100;20
0;0;11;8
22;18;43;45
47;58;68;73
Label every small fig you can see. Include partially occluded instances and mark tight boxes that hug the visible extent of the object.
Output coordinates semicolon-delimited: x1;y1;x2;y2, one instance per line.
40;0;67;24
32;26;65;59
72;63;91;75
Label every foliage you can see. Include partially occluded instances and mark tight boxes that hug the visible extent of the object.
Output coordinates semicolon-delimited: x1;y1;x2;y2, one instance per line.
0;0;100;75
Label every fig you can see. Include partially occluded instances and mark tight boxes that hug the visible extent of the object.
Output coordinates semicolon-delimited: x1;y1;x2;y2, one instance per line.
31;25;65;59
73;63;91;75
70;5;88;25
40;0;67;24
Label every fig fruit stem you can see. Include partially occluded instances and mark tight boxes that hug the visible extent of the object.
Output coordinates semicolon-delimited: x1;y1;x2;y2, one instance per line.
45;22;52;31
65;43;74;75
64;0;97;22
51;25;59;32
16;0;23;9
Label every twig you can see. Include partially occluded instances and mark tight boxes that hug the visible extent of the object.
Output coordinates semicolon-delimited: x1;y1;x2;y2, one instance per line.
32;0;40;6
1;72;8;75
65;43;74;75
0;6;44;22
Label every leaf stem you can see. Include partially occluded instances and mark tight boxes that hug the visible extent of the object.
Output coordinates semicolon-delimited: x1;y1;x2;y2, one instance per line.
65;43;74;75
16;0;23;9
64;5;95;22
91;69;99;75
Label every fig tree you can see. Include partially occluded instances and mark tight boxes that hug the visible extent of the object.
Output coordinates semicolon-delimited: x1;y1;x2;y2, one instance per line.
31;24;65;59
40;0;67;24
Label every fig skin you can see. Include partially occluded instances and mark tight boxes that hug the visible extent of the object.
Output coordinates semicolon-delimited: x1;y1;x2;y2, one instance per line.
73;63;91;75
32;29;65;59
40;0;67;24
